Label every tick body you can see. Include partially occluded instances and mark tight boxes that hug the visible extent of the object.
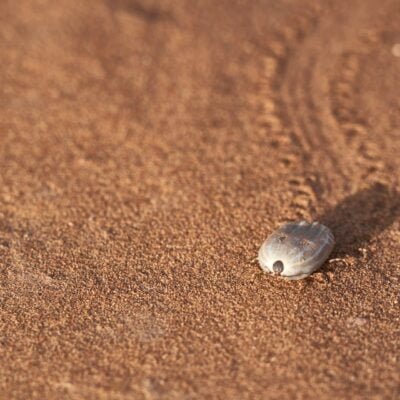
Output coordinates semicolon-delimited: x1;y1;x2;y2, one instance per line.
258;221;335;280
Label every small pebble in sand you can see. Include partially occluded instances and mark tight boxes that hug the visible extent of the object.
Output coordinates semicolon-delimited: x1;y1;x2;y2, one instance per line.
392;44;400;57
347;316;368;327
258;221;335;280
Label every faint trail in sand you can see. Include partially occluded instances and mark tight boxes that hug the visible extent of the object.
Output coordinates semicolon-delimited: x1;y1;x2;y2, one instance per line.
260;3;393;205
280;11;358;194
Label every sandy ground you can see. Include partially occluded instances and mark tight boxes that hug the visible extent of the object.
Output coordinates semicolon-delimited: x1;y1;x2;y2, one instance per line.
1;0;400;399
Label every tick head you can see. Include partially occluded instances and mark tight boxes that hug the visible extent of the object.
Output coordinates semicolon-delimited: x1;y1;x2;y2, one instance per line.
272;260;284;274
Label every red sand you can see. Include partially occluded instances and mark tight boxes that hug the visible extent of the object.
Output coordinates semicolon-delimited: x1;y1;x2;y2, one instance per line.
1;1;399;399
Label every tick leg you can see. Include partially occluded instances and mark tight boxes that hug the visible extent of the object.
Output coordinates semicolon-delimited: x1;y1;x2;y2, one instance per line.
284;272;311;280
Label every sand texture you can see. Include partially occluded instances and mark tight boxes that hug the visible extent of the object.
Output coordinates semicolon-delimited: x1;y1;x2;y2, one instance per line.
1;1;400;399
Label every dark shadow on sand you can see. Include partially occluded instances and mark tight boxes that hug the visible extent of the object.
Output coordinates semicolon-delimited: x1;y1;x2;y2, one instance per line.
318;183;400;258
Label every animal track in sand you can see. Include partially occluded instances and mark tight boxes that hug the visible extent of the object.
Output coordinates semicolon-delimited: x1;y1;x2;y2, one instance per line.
258;4;393;205
330;48;386;182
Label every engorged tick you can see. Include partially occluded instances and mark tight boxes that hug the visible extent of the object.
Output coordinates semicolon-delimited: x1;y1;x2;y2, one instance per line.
258;221;335;280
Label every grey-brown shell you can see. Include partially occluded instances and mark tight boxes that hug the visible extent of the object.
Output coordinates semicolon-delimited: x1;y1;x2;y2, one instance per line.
258;221;335;280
